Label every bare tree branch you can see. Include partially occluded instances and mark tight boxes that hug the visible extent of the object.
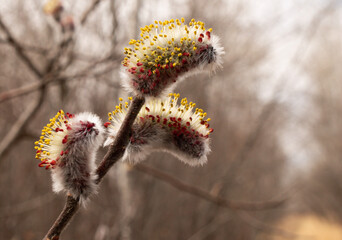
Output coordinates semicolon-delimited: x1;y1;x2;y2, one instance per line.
0;17;43;79
0;89;45;160
0;54;118;104
80;0;103;25
44;195;80;240
134;163;286;211
0;37;107;62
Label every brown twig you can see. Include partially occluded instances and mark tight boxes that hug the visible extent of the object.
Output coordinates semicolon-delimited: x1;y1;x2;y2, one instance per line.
80;0;102;25
0;38;104;62
0;89;45;160
43;95;145;240
96;95;146;182
0;16;49;161
134;163;286;211
44;195;80;240
0;17;43;79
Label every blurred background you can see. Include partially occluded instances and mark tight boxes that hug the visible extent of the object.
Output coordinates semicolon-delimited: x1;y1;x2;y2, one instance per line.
1;0;342;239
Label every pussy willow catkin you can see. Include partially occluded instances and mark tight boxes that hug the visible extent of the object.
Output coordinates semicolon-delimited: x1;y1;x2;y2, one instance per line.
35;111;104;201
121;18;224;97
104;94;213;166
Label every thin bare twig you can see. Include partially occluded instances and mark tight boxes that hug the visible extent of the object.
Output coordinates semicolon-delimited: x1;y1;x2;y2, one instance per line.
43;95;145;240
0;37;104;62
80;0;102;25
134;163;286;211
44;195;80;240
0;16;48;160
0;89;45;160
0;17;43;78
0;54;118;104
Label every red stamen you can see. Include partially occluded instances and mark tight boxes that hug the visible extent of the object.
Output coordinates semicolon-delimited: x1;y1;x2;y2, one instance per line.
62;135;68;144
155;68;160;77
104;122;111;128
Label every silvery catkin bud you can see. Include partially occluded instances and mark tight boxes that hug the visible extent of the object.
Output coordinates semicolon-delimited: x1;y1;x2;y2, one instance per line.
104;94;213;166
35;111;104;202
121;18;224;97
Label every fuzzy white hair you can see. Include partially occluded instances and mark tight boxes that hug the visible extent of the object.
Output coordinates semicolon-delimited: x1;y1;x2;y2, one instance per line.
51;112;104;203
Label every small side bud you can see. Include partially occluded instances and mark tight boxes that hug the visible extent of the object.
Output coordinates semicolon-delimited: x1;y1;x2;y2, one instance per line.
43;0;75;33
43;0;64;21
